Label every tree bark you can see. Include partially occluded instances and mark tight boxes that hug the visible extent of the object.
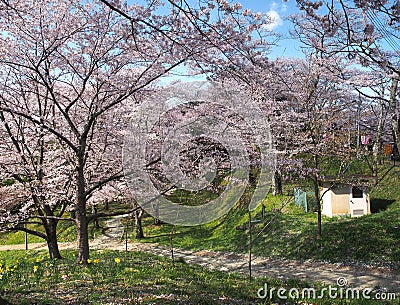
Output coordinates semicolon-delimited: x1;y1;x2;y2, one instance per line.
372;100;385;185
76;161;89;263
389;75;400;158
313;155;322;240
134;208;144;239
76;211;89;263
273;170;283;195
43;218;62;259
92;206;100;229
313;176;322;240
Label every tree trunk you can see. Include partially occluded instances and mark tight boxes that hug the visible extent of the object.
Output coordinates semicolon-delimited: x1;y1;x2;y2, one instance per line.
153;203;161;225
43;218;62;259
76;212;89;263
389;75;400;157
92;206;100;229
273;170;283;195
313;155;322;239
76;163;89;263
313;176;322;240
134;208;144;239
372;100;385;185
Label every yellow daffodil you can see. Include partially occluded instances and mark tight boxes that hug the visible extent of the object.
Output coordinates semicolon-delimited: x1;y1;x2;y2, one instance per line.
33;265;38;273
114;258;121;264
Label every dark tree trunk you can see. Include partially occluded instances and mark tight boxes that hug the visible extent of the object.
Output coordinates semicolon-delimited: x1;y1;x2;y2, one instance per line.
76;212;89;263
92;206;100;229
76;162;89;263
313;155;322;240
389;75;400;158
134;208;144;239
43;218;62;259
273;170;283;195
372;100;385;186
312;176;322;239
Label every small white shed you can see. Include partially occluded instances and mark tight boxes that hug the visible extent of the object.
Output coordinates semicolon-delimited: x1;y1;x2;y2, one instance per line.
320;177;371;218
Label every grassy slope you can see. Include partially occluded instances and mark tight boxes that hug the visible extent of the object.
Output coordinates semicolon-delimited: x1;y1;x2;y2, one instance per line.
0;220;77;245
0;200;131;245
0;249;393;305
134;164;400;267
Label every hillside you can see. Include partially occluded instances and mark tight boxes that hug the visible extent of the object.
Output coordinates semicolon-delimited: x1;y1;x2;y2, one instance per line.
135;163;400;267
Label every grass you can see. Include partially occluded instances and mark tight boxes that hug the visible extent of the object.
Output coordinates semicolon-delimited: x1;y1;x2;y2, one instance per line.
0;200;131;245
0;218;105;245
128;164;400;267
0;249;396;305
0;159;398;303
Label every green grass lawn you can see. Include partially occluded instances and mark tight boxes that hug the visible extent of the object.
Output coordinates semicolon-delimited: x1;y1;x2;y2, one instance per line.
0;249;395;305
128;164;400;267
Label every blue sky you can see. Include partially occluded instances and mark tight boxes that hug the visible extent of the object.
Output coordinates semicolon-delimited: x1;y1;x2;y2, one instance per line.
135;0;303;59
138;0;304;83
239;0;303;58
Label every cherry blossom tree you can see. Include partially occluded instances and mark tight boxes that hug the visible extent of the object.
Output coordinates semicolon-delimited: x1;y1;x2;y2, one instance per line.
241;52;359;238
0;0;272;262
0;97;73;259
280;54;360;238
294;0;400;160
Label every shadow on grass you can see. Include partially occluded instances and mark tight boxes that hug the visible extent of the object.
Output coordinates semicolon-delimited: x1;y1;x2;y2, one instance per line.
370;199;396;213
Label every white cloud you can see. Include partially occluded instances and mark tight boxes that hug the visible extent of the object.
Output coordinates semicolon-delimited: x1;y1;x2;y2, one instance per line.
270;1;278;9
264;9;283;31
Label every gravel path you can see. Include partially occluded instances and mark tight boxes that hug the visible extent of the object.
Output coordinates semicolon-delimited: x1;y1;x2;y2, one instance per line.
1;216;399;292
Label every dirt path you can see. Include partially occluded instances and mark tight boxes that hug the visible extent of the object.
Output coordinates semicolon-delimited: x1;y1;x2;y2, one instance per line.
1;216;399;292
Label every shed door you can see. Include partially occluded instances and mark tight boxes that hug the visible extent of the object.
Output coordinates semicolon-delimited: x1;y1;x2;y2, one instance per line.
349;187;366;217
